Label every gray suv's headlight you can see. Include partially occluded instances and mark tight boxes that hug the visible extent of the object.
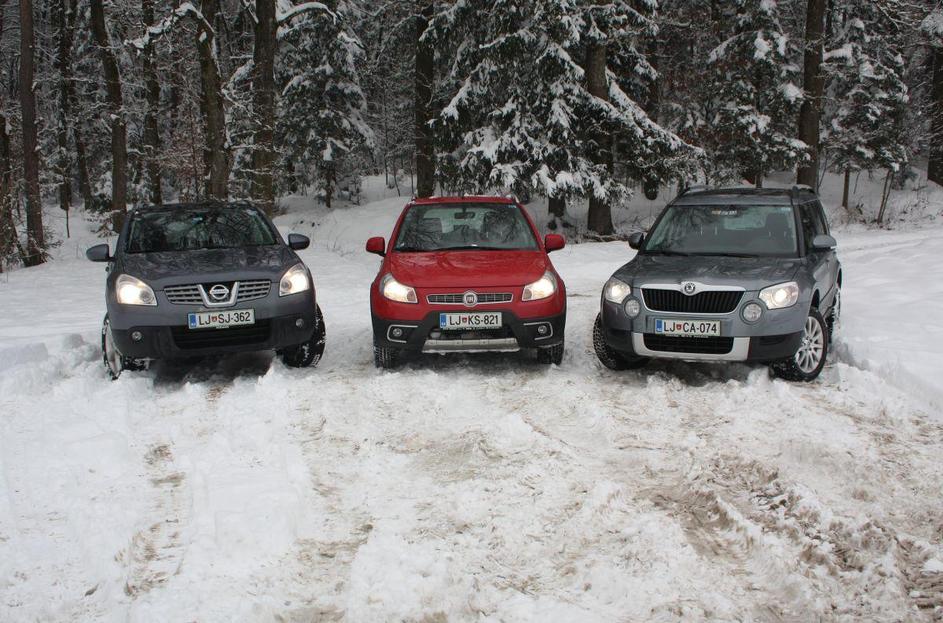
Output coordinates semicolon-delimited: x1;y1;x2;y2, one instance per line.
116;274;157;306
603;277;631;303
759;281;799;309
279;263;311;296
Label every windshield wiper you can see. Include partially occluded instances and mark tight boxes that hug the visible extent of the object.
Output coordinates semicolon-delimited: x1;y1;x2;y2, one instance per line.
394;246;429;252
700;252;757;258
439;245;506;251
645;249;690;256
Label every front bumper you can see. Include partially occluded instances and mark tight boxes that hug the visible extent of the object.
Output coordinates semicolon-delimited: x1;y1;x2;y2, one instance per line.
599;293;807;363
372;310;566;353
106;290;318;359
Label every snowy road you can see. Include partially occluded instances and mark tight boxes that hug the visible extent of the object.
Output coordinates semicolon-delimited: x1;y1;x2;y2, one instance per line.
1;205;943;621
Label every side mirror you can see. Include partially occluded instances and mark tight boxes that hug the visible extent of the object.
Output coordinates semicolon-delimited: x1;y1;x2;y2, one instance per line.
288;233;310;251
811;234;837;251
86;243;111;262
366;236;386;256
628;232;645;250
544;233;565;253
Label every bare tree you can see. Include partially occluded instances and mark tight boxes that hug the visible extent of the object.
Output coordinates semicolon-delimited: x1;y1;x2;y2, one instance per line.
198;0;229;199
20;0;45;265
90;0;129;228
585;41;614;235
141;0;162;204
415;0;435;197
251;0;276;213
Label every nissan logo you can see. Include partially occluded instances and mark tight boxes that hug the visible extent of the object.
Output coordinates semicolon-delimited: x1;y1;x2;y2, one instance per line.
462;291;478;307
682;282;697;296
209;284;230;301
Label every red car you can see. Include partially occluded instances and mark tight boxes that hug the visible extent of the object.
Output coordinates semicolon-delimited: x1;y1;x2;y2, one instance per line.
366;196;567;368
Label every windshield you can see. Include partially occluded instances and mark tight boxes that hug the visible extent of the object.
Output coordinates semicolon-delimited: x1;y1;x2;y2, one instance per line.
644;204;798;257
125;207;278;253
394;203;538;252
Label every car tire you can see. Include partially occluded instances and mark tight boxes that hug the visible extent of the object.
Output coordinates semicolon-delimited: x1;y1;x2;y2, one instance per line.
536;341;564;365
101;315;146;380
593;314;648;371
280;305;326;368
770;307;828;382
373;338;400;369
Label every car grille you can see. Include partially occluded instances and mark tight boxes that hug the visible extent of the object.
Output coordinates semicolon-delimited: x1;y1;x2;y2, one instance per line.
643;334;734;355
642;289;742;314
427;292;513;305
163;280;271;305
170;320;272;350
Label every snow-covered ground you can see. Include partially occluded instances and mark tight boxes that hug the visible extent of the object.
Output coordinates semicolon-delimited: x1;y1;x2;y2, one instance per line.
2;186;943;621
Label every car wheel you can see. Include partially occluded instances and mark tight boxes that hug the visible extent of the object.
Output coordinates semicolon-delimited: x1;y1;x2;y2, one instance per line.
593;314;648;371
770;308;828;382
373;338;400;369
536;341;564;365
280;305;326;368
101;315;146;380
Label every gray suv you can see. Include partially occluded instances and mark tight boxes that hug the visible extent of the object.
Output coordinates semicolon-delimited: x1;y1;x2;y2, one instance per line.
594;186;841;381
86;202;325;379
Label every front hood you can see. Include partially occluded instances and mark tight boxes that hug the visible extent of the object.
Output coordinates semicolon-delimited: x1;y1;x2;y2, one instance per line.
389;250;548;288
614;254;800;290
119;246;296;289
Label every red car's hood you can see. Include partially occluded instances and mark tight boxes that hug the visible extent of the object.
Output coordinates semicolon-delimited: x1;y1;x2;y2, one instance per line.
389;250;548;288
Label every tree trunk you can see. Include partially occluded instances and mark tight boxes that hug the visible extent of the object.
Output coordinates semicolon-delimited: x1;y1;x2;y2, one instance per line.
928;47;943;186
548;196;565;219
585;41;614;236
876;170;892;224
90;0;129;229
0;111;13;271
414;0;435;198
66;0;92;206
198;0;229;199
251;0;276;213
841;168;850;208
796;0;826;188
20;0;45;266
141;0;162;205
53;0;74;231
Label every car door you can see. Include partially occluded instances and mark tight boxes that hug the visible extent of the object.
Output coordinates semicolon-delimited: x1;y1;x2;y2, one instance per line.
799;201;836;307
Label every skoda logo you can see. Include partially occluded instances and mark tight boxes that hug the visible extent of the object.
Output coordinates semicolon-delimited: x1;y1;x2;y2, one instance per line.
682;282;697;296
462;291;478;307
209;284;230;301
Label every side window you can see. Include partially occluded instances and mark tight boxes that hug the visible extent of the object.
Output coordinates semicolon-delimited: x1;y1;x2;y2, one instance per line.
812;200;830;235
798;203;818;251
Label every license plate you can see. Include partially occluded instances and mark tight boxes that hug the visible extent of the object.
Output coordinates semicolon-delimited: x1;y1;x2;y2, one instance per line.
439;312;502;330
654;318;721;338
188;309;255;330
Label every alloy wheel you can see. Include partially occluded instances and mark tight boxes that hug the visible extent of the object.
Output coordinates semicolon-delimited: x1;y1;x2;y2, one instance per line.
795;315;825;373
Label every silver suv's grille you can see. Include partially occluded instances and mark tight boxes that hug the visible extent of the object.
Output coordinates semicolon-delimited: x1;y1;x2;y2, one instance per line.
642;289;742;314
427;292;513;305
164;280;271;305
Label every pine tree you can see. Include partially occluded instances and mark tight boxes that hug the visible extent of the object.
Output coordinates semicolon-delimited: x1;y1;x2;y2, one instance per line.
707;0;808;186
823;1;909;209
277;0;372;207
436;0;693;233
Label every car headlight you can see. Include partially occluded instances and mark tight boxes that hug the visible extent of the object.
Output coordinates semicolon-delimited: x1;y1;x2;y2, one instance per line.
381;274;417;303
116;274;157;306
603;277;631;303
279;263;311;296
522;272;557;301
759;281;800;310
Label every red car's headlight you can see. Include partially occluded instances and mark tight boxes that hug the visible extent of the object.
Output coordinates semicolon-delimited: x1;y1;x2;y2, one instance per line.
522;272;557;301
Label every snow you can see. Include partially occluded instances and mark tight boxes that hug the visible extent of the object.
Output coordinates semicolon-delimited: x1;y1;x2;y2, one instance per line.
2;178;943;620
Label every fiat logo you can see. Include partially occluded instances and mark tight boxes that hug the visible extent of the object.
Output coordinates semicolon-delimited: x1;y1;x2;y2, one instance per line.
462;291;478;307
682;282;697;296
209;284;230;301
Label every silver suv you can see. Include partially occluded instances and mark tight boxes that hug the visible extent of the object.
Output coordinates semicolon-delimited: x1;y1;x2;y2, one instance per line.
594;186;841;381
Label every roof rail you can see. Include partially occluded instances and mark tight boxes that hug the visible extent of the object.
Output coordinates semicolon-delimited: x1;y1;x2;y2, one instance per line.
680;184;709;196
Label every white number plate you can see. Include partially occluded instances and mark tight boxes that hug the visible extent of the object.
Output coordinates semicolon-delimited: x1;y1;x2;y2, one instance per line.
655;318;721;338
439;312;502;330
188;309;255;330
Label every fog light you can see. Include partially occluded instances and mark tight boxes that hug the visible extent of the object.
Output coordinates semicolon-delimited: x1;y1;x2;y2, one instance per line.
131;331;143;342
537;324;549;336
624;298;641;318
391;327;404;338
742;302;763;323
295;318;305;328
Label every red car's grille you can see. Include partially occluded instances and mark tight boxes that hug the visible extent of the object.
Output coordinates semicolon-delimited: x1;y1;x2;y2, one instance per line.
426;292;513;305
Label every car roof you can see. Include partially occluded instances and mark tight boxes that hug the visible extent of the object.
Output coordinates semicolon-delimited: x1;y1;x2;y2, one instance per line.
410;196;517;205
672;187;817;206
